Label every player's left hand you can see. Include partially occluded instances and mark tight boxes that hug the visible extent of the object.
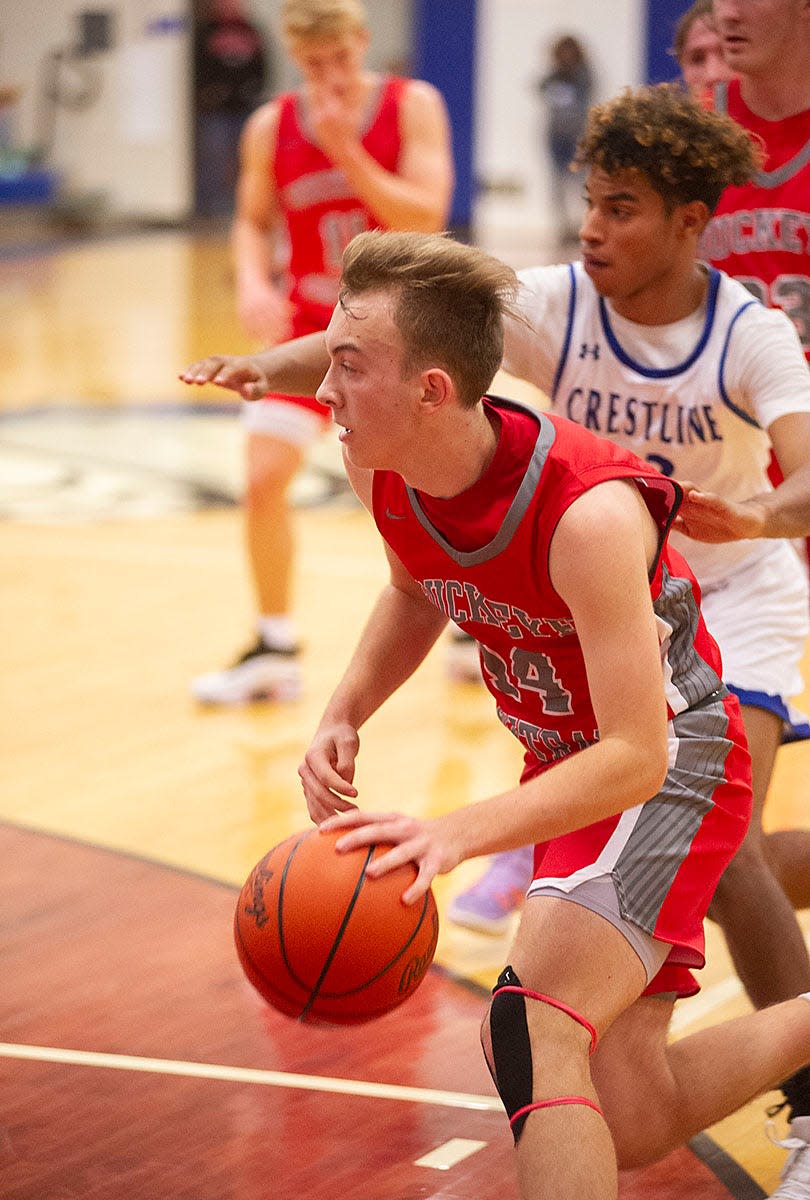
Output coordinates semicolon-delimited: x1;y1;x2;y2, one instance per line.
319;809;463;904
673;481;768;542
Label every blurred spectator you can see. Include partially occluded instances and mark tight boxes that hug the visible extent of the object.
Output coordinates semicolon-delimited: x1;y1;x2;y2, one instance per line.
536;34;593;247
194;0;269;217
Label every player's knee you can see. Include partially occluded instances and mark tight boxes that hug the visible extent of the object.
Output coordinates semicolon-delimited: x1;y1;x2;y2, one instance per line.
482;965;601;1144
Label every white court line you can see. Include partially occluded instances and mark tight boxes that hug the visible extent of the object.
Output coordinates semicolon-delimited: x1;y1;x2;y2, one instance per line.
414;1138;488;1170
0;1043;501;1112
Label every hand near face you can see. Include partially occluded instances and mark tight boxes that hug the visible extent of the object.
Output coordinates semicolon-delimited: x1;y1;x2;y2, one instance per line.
309;86;361;159
178;354;275;401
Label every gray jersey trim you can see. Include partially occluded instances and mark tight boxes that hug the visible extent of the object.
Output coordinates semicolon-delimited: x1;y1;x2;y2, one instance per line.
404;403;556;567
612;698;732;934
714;81;810;189
656;564;724;709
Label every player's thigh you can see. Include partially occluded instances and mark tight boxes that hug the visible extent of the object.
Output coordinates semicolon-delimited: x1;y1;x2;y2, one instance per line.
246;431;304;492
739;702;782;822
243;398;324;491
507;894;649;1036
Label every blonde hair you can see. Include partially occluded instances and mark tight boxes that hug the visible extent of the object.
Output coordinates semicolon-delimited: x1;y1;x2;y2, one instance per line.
340;230;521;408
281;0;367;42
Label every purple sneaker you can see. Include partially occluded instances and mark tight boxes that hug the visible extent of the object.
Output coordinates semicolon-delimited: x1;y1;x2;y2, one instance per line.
448;847;534;935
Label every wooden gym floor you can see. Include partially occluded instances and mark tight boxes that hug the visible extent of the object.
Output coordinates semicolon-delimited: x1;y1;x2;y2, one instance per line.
1;227;809;1198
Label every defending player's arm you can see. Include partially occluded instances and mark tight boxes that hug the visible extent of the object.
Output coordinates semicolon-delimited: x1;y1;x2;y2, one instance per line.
179;332;330;400
677;412;810;541
325;481;671;904
298;460;449;824
675;308;810;541
313;79;454;233
231;102;294;345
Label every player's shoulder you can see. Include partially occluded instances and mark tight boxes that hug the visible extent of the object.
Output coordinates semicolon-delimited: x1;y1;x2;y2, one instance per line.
515;262;577;314
243;96;283;140
399;76;450;116
714;268;800;334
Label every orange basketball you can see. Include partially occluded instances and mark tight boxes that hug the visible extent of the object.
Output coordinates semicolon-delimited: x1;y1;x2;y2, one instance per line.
234;827;439;1025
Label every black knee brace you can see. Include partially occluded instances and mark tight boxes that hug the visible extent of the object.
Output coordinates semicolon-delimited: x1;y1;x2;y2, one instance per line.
484;965;603;1144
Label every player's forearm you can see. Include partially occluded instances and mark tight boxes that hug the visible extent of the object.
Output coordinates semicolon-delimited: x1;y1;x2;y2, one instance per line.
246;333;330;395
445;734;669;863
318;584;447;732
757;465;810;538
232;214;276;291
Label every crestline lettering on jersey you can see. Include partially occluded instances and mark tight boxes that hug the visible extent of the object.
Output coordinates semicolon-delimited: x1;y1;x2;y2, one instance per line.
496;706;598;764
565;387;724;445
702;208;810;260
420;578;576;638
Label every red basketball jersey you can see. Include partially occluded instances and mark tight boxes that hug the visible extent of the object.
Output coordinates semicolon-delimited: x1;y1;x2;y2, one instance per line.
374;400;752;992
702;78;810;359
273;77;405;337
372;399;727;780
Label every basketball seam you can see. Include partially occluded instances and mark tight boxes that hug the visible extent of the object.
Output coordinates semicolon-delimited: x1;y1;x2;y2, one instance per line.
233;916;308;1013
315;893;436;998
295;839;375;1021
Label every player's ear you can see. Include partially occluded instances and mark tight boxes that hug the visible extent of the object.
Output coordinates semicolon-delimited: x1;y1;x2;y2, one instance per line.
419;367;453;412
679;199;711;238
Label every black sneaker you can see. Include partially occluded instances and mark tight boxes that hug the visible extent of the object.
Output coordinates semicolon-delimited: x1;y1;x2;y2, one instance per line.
192;638;301;704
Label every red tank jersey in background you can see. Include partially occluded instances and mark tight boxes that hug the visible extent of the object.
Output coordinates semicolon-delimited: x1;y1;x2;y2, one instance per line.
273;77;405;338
702;78;810;361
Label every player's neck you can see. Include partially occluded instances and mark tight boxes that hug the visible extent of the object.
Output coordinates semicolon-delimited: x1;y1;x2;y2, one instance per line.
610;263;709;328
404;405;499;499
738;63;810;120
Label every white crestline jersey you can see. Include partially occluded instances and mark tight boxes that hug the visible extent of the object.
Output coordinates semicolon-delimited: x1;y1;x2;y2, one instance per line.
533;262;794;588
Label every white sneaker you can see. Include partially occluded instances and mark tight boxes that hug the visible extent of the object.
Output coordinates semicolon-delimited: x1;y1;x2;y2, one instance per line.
445;628;482;683
769;1116;810;1198
192;638;302;705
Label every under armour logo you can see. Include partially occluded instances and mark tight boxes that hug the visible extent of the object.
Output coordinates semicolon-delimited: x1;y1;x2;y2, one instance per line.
385;507;407;520
578;342;600;360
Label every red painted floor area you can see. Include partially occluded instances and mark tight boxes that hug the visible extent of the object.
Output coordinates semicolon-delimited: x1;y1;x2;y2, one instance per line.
0;825;763;1199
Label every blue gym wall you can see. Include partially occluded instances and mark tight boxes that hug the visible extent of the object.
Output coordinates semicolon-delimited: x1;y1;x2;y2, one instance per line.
412;0;477;234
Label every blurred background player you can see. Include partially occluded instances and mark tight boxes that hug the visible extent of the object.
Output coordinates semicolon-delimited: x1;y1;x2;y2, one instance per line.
672;0;733;95
699;6;810;1177
535;34;594;248
191;0;453;705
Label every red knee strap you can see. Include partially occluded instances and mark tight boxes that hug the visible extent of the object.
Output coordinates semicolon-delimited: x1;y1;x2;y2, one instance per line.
492;985;599;1055
510;1095;604;1131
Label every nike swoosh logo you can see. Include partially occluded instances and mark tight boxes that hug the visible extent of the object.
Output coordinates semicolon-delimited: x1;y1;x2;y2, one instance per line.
385;508;407;520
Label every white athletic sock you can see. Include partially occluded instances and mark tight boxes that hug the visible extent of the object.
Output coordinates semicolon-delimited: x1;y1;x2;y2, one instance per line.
257;615;298;651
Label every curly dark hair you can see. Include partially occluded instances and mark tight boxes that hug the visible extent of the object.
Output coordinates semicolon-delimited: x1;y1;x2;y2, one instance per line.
574;83;763;212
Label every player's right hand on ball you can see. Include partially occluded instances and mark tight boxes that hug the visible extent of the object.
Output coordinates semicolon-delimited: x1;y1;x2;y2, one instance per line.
298;722;360;824
178;355;272;401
